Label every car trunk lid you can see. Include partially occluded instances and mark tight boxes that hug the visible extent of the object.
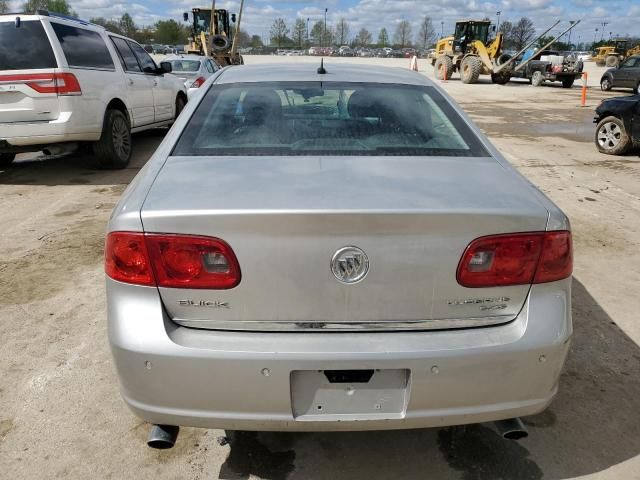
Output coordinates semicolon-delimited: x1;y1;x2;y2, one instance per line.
141;155;550;331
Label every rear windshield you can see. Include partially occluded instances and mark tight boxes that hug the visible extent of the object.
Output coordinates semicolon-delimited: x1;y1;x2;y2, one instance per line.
173;82;489;157
0;20;57;70
168;60;200;72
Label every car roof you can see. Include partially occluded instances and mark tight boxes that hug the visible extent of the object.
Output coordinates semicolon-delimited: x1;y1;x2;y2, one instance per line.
165;55;205;61
217;63;432;86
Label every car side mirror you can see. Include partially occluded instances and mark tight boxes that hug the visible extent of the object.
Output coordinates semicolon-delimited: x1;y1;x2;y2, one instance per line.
160;62;173;74
183;12;189;22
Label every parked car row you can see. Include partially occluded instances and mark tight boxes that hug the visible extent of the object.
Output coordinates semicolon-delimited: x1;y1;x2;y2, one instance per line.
0;11;192;169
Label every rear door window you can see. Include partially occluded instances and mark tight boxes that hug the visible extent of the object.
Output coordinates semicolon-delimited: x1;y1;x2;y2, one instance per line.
0;20;57;70
51;23;114;70
110;37;141;72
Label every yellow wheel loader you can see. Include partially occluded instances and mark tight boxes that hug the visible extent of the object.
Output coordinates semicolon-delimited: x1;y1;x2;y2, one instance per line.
433;19;581;85
593;40;640;68
183;0;245;66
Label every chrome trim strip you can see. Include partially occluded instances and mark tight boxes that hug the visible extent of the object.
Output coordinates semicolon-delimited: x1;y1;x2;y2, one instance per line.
171;315;514;332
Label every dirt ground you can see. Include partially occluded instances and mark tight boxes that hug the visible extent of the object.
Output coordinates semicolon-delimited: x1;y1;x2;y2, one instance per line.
1;57;639;480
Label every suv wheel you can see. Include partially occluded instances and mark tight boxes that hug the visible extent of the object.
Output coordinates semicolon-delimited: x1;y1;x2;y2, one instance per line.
0;153;16;167
531;71;544;87
175;95;186;119
93;109;132;169
600;77;612;91
595;116;631;156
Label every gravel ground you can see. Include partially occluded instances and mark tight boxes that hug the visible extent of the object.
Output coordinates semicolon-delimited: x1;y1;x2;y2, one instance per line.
1;56;639;480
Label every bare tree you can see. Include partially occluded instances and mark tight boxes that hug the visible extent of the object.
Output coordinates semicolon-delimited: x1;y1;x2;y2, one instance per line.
270;18;289;48
510;17;535;50
355;28;372;47
292;18;306;48
416;16;436;49
311;20;333;47
335;18;350;45
0;0;10;14
393;20;412;48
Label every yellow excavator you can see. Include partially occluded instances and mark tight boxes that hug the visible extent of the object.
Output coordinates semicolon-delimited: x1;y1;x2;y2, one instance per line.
593;40;640;68
433;19;581;85
183;0;245;65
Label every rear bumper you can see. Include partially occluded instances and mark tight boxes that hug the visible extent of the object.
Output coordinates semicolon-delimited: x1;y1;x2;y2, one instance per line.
0;111;100;148
108;278;572;431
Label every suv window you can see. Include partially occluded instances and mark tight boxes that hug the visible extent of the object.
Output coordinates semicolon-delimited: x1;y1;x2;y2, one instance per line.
0;20;57;70
110;36;141;72
51;23;114;70
128;41;157;73
205;60;214;73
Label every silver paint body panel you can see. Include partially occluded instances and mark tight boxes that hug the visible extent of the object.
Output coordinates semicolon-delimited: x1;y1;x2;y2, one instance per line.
107;63;572;430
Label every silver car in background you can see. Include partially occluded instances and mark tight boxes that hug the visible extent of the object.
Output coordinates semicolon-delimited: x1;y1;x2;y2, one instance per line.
106;63;572;447
163;54;220;99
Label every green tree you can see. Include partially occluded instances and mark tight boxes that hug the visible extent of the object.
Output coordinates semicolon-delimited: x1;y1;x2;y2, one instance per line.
377;27;389;47
292;18;306;48
24;0;73;14
355;28;372;47
393;20;412;48
270;17;289;48
89;16;123;35
119;13;137;38
154;19;188;45
250;34;264;48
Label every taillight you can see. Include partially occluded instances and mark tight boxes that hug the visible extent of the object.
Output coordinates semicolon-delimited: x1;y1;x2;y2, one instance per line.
190;76;205;88
457;231;572;288
105;232;241;289
105;232;154;286
0;73;82;95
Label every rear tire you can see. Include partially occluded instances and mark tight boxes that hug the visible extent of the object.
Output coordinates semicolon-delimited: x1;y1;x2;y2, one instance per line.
595;116;631;156
0;153;16;167
175;94;186;119
605;55;620;68
93;109;132;169
531;70;544;87
460;56;482;84
562;77;575;89
434;56;454;80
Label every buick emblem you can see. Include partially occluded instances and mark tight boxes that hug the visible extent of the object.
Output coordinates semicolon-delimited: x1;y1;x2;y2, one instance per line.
331;246;369;284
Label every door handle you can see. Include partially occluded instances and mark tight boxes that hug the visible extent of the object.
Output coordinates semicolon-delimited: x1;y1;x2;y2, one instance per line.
128;79;134;86
153;80;158;87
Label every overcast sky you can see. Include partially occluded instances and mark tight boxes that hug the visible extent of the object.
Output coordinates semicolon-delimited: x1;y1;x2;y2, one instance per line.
15;0;640;44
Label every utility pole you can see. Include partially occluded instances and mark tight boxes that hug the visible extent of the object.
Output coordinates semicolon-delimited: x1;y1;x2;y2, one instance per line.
441;21;444;38
601;22;608;41
306;17;309;45
593;28;598;47
323;8;328;50
496;11;501;32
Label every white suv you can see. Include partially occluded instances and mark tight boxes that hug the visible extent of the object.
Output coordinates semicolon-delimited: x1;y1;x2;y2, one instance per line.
0;11;188;168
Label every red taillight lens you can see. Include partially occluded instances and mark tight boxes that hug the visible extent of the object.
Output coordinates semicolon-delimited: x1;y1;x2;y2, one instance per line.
533;231;573;283
145;234;241;289
105;232;155;286
457;231;572;288
105;232;241;288
0;73;82;95
190;76;205;88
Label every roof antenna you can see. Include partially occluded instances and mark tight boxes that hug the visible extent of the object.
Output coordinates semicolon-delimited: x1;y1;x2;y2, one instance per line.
317;57;327;74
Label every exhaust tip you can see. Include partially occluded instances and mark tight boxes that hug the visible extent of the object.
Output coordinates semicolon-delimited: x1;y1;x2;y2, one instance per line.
147;424;179;449
494;418;528;441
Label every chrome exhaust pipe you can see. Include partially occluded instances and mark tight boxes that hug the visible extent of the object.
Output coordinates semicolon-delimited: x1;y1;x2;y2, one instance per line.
494;418;528;440
147;424;179;449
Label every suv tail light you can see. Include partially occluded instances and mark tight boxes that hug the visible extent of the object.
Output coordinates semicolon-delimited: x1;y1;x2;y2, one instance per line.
0;73;82;95
105;232;241;289
190;76;205;88
457;231;572;288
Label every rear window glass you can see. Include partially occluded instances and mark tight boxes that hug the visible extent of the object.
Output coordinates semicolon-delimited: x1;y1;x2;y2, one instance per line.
169;60;201;72
51;23;114;70
173;82;489;157
0;20;57;70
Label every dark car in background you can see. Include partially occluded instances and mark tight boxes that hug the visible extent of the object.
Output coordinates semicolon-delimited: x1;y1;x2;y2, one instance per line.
594;95;640;155
600;56;640;94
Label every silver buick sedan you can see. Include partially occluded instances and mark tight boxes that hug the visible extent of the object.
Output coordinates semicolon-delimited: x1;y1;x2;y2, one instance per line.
106;63;572;448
